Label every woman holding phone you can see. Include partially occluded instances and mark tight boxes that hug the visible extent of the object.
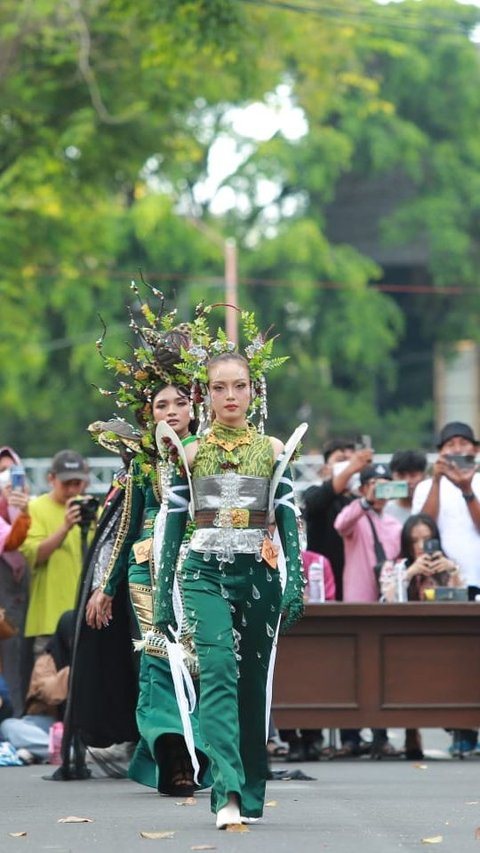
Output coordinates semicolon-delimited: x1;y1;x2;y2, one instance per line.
379;513;465;759
379;513;463;603
0;447;30;716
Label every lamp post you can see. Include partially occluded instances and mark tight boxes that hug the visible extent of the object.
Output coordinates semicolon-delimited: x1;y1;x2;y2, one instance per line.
187;218;238;344
224;237;238;345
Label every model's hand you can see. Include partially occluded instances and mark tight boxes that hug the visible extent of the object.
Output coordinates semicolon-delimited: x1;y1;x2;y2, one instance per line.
153;599;177;640
280;588;304;634
86;588;113;629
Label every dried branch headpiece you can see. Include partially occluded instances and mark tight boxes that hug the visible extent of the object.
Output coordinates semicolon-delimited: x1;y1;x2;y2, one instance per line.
87;418;143;455
94;278;191;431
93;277;193;476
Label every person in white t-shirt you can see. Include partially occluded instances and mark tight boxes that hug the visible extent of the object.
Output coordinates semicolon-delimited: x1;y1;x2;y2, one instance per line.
412;422;480;596
412;420;480;756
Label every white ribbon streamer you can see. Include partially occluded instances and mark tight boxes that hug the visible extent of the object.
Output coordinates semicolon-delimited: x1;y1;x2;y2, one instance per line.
264;529;286;739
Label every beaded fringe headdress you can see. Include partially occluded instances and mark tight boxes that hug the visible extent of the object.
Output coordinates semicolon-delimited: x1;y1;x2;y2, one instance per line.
94;285;287;471
177;303;288;435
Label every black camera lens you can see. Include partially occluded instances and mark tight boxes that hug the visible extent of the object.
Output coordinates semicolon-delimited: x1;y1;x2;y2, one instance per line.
72;496;99;525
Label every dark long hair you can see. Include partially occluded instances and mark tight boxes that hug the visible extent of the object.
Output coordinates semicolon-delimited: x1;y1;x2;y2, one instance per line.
400;513;441;565
45;610;76;671
400;513;446;601
138;382;198;436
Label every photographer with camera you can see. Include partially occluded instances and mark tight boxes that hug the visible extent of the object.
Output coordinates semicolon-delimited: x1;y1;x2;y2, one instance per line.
412;422;480;599
412;421;480;756
21;450;95;659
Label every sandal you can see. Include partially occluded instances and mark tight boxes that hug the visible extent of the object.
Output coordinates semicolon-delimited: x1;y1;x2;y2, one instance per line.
155;736;195;798
332;742;362;759
370;740;404;760
267;739;289;759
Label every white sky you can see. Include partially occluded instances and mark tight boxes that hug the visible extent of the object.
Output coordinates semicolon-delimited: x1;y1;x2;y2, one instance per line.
193;1;480;216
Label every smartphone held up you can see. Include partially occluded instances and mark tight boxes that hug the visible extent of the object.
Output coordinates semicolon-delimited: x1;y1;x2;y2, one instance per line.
9;465;26;491
374;481;409;500
444;454;476;470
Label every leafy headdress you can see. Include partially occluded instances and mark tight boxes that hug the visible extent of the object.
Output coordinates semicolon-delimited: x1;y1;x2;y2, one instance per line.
87;418;143;456
178;302;288;435
94;280;192;475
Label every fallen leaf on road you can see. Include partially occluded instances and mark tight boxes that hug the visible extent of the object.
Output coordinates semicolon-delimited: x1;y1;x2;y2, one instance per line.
8;832;27;837
176;797;197;806
474;827;480;840
226;824;249;833
265;800;277;807
414;764;428;770
57;816;94;823
421;836;443;844
191;846;216;851
140;831;175;839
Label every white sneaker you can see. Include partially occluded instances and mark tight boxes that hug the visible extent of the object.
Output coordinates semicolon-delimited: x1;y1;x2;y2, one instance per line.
88;742;135;762
16;748;35;765
241;816;260;824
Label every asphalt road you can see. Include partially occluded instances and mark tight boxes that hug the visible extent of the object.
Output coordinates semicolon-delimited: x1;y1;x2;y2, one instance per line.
1;730;480;853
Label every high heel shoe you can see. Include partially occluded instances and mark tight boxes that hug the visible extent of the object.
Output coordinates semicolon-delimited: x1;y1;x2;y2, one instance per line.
155;737;195;798
216;794;241;829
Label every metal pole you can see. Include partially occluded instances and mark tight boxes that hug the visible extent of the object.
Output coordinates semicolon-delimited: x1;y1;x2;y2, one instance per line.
224;238;238;345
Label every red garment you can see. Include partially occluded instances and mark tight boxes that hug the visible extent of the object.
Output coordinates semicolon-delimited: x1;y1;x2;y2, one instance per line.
301;549;336;602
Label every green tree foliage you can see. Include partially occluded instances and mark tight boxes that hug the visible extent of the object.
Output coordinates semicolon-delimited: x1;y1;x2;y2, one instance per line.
1;0;480;455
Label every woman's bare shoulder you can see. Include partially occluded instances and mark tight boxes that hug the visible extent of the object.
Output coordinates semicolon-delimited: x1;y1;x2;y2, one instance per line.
185;438;199;467
269;436;285;461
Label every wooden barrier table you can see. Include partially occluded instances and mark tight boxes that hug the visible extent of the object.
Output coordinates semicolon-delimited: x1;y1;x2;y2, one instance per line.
272;602;480;729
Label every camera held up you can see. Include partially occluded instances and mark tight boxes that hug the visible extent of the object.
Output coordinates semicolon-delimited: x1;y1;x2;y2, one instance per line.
71;496;99;529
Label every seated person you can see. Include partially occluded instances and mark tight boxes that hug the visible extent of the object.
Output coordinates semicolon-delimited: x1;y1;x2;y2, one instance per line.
379;513;464;760
379;513;463;603
0;611;74;764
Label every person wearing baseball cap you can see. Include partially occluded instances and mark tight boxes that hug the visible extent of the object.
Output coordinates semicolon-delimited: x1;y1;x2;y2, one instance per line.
334;459;402;758
21;449;92;660
49;450;89;482
436;421;479;450
412;421;480;755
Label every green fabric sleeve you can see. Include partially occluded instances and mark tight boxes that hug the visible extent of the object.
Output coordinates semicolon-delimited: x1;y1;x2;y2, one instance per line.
274;464;305;633
101;462;146;597
153;469;189;638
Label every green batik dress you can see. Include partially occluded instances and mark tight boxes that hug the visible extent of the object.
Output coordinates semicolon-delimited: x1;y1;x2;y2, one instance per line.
153;421;304;817
101;454;209;792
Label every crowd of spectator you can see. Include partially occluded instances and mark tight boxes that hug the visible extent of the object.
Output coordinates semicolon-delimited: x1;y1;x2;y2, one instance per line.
1;421;480;768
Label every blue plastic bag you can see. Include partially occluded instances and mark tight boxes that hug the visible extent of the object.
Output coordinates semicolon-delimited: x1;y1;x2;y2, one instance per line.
0;740;22;766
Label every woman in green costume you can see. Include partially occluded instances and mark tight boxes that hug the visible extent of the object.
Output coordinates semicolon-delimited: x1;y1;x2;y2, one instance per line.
87;382;209;797
86;288;210;795
154;343;305;829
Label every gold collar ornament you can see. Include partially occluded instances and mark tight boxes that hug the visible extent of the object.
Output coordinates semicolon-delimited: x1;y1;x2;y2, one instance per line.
206;426;253;453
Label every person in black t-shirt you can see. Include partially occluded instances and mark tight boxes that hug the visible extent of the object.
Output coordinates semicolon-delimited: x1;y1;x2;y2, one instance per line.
302;441;372;601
